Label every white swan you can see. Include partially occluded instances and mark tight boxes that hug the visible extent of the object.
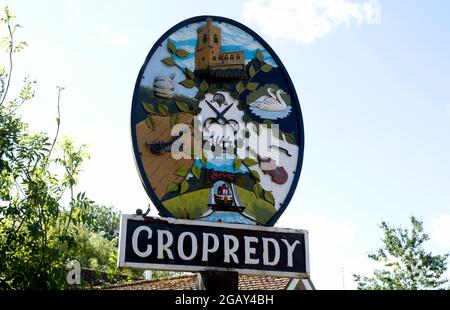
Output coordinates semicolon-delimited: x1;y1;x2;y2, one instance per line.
249;87;288;111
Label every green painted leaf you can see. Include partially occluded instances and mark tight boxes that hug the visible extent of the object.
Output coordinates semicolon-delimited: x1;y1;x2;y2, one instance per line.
250;169;261;181
263;119;272;128
175;48;189;58
180;180;189;194
191;101;200;113
200;79;209;92
261;63;272;72
264;191;275;205
167;39;176;53
145;115;155;130
166;182;178;194
254;123;260;135
142;102;154;113
179;79;196;89
285;133;297;145
176;101;190;112
200;153;208;167
242;114;251;122
249;65;256;78
170;114;179;126
175;166;189;177
161;57;175;66
185;68;195;80
234;159;242;171
256;50;264;61
192;164;201;179
243;158;258;166
235;81;245;94
195;91;205;101
246;82;259;91
208;84;217;94
158;103;169;115
253;183;262;198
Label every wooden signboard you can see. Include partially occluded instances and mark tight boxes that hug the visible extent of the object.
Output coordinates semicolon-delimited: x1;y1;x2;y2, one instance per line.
119;215;309;278
121;16;309;286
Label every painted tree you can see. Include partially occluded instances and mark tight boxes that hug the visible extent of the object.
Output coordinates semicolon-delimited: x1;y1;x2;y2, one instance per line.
353;216;449;290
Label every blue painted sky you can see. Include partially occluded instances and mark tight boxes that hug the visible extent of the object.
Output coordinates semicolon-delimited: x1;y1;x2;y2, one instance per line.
5;0;450;289
140;20;278;98
168;20;277;69
140;21;276;98
193;158;249;174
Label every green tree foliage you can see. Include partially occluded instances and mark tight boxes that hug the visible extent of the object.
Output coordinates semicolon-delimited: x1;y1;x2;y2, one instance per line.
0;7;138;289
353;216;449;290
78;203;120;241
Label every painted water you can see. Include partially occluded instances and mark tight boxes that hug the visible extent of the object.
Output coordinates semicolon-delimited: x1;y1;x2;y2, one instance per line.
193;158;249;174
249;105;292;120
200;211;256;225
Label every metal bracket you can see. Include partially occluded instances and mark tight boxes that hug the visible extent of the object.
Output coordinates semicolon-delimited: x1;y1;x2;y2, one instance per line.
286;277;316;290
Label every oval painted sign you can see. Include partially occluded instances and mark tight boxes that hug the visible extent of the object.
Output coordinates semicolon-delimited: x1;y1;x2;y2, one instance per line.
131;16;304;227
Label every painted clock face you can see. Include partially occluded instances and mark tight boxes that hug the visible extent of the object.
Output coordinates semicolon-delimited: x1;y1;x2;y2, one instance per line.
131;16;304;227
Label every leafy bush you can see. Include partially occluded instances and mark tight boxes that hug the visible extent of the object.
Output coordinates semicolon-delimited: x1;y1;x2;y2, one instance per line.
0;6;138;289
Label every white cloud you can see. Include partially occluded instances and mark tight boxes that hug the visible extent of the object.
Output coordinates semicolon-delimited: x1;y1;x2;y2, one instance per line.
177;44;195;53
169;22;199;41
431;213;450;248
66;0;81;25
177;57;195;71
242;0;380;44
219;22;264;50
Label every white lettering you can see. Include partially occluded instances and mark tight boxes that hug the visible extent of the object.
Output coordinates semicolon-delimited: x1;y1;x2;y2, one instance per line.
244;236;259;264
202;233;219;261
178;232;198;260
262;237;280;266
132;226;152;257
157;230;174;259
281;239;301;267
223;234;239;263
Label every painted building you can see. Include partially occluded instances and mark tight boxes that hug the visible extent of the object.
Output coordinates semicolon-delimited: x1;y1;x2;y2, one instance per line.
195;18;245;72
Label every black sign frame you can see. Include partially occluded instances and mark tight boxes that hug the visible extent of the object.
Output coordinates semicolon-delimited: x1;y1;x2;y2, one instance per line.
118;215;310;279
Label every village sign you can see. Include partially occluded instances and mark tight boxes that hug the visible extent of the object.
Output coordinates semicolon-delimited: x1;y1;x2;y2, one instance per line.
119;15;308;279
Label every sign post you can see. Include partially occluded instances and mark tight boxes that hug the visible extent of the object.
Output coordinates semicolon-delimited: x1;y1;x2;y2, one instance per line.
197;271;239;290
120;15;311;290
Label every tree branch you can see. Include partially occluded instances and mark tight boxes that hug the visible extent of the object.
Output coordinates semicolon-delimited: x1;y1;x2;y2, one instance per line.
43;87;63;168
0;17;14;107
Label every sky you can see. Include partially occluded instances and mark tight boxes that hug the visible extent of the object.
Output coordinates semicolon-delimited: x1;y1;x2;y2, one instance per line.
139;23;277;99
2;0;450;289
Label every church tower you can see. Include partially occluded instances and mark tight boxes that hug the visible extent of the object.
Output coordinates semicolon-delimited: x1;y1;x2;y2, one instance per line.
195;18;221;71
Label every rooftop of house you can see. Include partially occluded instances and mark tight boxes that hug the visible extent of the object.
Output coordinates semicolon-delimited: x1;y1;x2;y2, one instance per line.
105;273;292;290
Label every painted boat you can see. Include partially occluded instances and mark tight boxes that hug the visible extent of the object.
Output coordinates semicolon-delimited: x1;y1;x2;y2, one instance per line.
214;193;234;207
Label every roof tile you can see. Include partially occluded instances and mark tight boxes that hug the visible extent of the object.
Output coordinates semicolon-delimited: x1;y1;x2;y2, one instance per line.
106;274;290;290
